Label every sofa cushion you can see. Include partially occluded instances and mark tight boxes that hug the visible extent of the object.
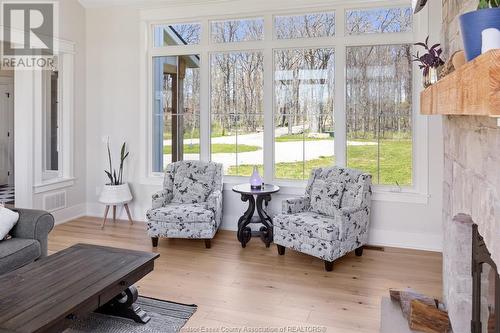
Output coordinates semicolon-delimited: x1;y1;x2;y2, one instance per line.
146;203;214;224
274;211;340;241
310;179;344;216
147;220;217;239
0;238;40;275
172;162;215;204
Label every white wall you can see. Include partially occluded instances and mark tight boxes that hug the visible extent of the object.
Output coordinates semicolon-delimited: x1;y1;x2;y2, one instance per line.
85;1;444;251
31;0;87;222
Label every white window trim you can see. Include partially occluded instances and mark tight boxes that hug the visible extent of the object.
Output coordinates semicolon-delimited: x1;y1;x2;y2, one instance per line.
139;0;433;204
33;41;76;193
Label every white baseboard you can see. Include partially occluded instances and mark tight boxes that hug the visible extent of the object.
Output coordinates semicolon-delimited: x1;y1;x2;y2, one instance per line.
86;202;147;222
368;228;442;252
51;203;87;225
83;202;443;252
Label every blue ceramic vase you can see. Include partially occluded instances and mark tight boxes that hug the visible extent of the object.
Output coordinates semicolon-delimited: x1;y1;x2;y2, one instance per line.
459;7;500;61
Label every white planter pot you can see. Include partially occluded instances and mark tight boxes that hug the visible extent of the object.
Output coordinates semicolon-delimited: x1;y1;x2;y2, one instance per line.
99;183;133;205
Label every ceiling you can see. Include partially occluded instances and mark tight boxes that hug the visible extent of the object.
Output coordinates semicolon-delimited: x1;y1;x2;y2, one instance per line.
78;0;233;8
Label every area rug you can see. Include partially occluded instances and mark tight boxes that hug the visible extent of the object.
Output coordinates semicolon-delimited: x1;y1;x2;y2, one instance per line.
65;296;197;333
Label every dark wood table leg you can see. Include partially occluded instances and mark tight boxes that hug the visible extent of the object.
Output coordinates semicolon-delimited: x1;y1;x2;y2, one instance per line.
96;286;150;324
237;193;255;248
256;194;273;247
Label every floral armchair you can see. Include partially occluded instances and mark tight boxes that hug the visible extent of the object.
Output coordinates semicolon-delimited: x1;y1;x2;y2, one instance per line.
273;166;372;271
146;161;223;248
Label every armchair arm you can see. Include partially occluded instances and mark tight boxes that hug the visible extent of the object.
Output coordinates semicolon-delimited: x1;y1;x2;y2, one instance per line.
282;197;310;214
207;190;223;227
10;209;54;258
336;206;371;241
152;189;173;209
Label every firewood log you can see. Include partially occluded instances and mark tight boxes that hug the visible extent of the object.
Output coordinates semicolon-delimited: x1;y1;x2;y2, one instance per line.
409;300;451;333
389;289;438;319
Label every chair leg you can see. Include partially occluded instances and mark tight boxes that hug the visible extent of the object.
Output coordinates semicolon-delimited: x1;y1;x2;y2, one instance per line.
204;239;212;249
355;246;364;257
324;260;334;272
277;245;286;255
151;237;159;247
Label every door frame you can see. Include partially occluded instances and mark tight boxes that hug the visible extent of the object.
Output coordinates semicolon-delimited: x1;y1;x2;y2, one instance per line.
0;76;14;186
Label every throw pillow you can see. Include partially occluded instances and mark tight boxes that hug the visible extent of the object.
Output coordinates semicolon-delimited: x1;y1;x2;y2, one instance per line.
310;179;345;216
0;206;19;240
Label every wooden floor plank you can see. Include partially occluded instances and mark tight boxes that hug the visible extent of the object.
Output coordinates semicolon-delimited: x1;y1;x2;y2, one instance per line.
48;217;443;332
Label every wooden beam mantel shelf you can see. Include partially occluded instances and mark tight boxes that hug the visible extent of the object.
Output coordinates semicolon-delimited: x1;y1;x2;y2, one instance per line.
420;50;500;116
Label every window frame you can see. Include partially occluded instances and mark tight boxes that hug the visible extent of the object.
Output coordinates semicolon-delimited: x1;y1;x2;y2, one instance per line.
272;45;337;182
151;54;202;172
274;11;336;40
141;0;431;203
210;16;265;44
209;48;265;177
33;47;76;194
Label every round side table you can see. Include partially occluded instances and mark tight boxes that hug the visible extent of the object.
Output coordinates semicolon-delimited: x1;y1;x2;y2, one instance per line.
232;184;280;248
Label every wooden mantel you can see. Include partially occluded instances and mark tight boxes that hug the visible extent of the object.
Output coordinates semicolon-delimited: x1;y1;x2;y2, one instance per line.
420;50;500;116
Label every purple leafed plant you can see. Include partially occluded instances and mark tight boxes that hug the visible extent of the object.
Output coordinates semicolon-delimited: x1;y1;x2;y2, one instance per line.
412;36;445;76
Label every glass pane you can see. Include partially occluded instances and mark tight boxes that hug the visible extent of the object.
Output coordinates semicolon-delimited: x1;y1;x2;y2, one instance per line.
211;18;264;43
346;44;412;186
274;48;335;180
152;55;201;172
153;23;201;47
44;70;58;171
345;7;412;35
275;12;335;39
210;51;264;176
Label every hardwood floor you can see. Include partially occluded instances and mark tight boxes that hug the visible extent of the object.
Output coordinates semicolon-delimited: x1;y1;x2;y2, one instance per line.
48;217;442;332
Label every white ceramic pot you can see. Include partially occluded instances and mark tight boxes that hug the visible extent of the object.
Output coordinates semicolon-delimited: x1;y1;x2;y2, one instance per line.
99;183;133;205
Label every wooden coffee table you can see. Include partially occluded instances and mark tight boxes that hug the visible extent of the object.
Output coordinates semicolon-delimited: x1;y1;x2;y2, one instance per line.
0;243;159;333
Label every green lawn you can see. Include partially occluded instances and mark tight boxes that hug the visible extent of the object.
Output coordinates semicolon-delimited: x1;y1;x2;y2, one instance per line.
347;140;412;185
164;143;260;154
227;140;412;185
227;156;334;178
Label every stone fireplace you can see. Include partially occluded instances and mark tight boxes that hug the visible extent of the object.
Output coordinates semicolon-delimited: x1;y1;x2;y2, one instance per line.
441;1;500;332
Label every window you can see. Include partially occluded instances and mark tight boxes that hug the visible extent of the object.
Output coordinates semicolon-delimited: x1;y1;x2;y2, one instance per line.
43;68;60;177
210;51;264;177
152;55;201;173
345;7;412;35
211;18;264;43
274;48;335;180
35;48;76;192
146;6;420;192
275;12;335;39
153;23;201;47
346;44;413;186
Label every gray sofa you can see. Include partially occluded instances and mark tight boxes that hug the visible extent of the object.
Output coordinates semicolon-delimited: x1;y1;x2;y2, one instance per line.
0;208;55;275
